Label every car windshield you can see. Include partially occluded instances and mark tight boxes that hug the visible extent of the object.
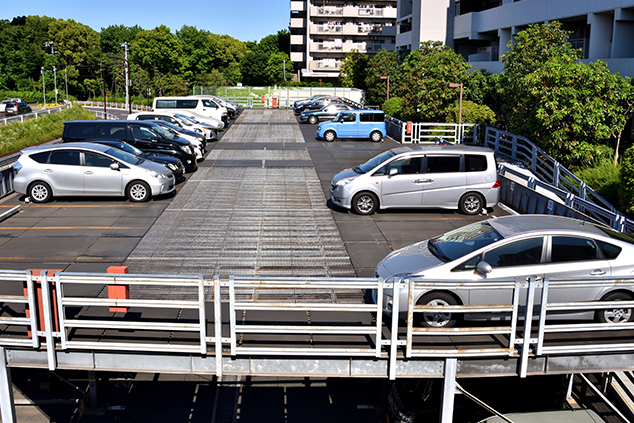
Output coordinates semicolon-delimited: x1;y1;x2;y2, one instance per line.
104;147;143;166
173;114;194;126
428;221;503;261
158;121;184;133
151;125;176;140
113;142;143;156
357;150;397;173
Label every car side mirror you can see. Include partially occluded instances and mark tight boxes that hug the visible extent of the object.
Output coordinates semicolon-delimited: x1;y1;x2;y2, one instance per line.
389;167;398;177
110;163;120;171
475;261;492;275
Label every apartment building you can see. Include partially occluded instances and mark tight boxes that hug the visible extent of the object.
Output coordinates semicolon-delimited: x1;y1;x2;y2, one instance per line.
290;0;398;82
396;0;634;78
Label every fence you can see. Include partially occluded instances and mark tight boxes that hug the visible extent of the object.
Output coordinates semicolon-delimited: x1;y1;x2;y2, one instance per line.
192;86;366;109
3;270;634;379
486;127;634;233
385;116;478;144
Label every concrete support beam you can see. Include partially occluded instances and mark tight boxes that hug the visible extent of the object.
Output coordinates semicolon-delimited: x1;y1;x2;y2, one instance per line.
588;12;614;60
440;358;457;423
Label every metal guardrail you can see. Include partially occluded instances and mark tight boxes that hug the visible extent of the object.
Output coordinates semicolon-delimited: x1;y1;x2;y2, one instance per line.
3;270;634;380
487;127;634;233
1;104;71;126
385;116;478;144
74;100;150;114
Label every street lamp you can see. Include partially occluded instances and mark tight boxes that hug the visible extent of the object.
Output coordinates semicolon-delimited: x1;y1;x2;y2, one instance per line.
449;82;463;126
108;43;131;114
380;76;390;101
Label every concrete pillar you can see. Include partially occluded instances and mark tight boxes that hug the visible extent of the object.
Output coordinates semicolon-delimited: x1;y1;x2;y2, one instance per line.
0;347;16;423
587;12;614;60
499;28;512;57
612;8;634;58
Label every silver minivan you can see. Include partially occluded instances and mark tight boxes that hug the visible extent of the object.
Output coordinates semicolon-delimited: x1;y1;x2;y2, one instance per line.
330;145;500;215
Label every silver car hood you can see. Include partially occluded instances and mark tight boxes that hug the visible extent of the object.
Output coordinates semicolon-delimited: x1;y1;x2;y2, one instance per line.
138;159;172;174
332;168;359;183
375;240;444;279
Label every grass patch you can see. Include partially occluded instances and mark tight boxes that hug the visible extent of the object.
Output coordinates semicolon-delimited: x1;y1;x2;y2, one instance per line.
0;106;95;156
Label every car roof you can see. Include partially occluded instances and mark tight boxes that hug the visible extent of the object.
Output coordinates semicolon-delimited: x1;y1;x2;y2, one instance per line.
65;120;157;126
487;214;614;239
22;142;112;154
387;144;494;156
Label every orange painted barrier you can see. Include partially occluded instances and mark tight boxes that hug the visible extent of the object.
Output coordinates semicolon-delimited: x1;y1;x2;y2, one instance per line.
25;269;63;336
107;266;129;313
406;121;413;135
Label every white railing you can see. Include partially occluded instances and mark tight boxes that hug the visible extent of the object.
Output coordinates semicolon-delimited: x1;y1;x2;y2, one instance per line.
1;104;71;126
4;270;634;380
385;116;478;144
486;127;634;233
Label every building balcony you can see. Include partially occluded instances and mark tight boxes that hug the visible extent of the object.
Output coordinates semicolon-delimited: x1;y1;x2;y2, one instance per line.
310;5;397;19
290;1;305;12
309;60;342;71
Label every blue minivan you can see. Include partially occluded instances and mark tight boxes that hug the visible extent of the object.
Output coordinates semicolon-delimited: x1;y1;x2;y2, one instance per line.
316;110;386;142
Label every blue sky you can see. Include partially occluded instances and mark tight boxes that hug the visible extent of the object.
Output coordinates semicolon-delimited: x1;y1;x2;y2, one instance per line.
1;0;290;42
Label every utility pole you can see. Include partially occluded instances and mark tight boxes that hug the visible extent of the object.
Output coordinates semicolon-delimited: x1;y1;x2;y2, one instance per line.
53;66;58;104
41;67;46;109
64;67;69;102
122;42;130;113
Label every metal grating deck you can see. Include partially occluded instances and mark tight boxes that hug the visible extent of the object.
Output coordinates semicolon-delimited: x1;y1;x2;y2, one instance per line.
124;110;355;279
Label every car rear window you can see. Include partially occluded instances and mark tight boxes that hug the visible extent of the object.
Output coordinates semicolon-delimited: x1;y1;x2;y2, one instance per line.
465;154;488;172
426;156;461;173
49;150;80;166
360;113;384;122
156;99;199;109
551;236;598;262
65;124;96;140
29;151;50;164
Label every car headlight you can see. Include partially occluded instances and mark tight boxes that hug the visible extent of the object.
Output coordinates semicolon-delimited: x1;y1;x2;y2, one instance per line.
180;145;192;154
195;128;202;133
317;126;321;131
167;163;178;171
335;177;355;186
149;171;169;179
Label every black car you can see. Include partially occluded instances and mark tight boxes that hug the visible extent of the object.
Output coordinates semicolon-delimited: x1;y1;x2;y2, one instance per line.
294;96;345;114
81;140;185;178
62;120;198;172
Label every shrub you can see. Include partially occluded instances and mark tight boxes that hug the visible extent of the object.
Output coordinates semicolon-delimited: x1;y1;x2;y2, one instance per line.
0;105;95;156
619;146;634;216
382;97;404;119
446;100;496;125
575;160;621;210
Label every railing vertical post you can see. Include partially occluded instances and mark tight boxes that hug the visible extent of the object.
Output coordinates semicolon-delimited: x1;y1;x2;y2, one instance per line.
406;277;414;358
228;275;236;357
512;136;518;160
375;278;384;358
198;276;206;355
389;278;400;380
531;144;538;174
536;279;549;356
520;277;536;378
39;271;57;370
440;358;457;423
553;162;560;188
0;347;16;423
214;275;223;379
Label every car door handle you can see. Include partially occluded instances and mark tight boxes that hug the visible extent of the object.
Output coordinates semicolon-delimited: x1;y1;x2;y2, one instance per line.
84;171;93;175
413;179;433;184
590;269;607;276
43;169;53;173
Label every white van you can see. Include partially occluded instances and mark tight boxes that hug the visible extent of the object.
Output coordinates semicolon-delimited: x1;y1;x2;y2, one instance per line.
153;96;228;125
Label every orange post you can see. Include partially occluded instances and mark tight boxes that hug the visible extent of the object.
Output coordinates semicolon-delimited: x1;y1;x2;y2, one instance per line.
272;97;278;108
107;266;129;313
25;269;63;337
406;121;413;135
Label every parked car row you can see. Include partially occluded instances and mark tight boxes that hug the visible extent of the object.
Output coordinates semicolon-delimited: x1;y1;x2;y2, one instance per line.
0;98;32;116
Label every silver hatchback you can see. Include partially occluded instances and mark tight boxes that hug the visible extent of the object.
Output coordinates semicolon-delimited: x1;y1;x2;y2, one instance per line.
13;143;175;203
374;215;634;327
330;145;499;215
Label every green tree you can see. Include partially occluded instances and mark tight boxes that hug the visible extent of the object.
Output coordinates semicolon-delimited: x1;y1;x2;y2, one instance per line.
446;100;496;125
398;41;470;122
501;22;634;167
100;24;142;54
364;49;400;106
240;51;271;85
265;52;293;84
177;25;217;80
339;50;368;89
131;25;181;80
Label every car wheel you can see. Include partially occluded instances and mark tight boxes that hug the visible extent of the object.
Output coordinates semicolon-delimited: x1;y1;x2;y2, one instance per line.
351;192;378;215
596;292;634;324
459;192;484;215
324;130;336;142
370;131;383;142
28;181;52;203
416;292;458;328
126;181;151;202
309;115;318;124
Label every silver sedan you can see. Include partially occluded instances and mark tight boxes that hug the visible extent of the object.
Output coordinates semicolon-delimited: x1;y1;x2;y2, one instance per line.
13;143;175;203
374;215;634;327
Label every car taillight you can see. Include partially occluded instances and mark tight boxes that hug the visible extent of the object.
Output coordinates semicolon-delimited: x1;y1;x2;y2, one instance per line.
492;181;500;188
